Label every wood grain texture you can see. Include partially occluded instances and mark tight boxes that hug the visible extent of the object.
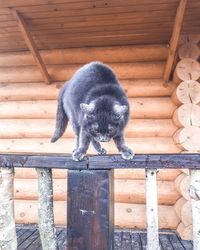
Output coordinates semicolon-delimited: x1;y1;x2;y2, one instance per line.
67;170;114;250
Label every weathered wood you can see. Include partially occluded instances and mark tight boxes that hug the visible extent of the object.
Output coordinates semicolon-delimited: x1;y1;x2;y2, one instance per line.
189;169;200;249
0;167;17;250
36;168;58;250
145;169;160;250
174;173;190;200
67;170;114;250
12;10;51;84
163;0;187;83
0;153;200;169
177;222;192;240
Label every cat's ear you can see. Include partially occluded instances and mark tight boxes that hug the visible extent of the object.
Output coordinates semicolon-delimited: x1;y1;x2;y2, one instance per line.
80;103;95;114
113;104;128;116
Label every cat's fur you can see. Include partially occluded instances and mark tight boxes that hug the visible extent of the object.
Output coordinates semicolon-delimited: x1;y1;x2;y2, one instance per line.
51;61;134;161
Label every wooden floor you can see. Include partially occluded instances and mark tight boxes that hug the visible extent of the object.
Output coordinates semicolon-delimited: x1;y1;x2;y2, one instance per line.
16;226;193;250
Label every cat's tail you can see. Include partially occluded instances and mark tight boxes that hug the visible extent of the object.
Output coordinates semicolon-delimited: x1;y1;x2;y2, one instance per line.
51;86;68;143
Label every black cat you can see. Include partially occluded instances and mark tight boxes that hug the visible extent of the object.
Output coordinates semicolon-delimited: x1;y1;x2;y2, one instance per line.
51;62;134;161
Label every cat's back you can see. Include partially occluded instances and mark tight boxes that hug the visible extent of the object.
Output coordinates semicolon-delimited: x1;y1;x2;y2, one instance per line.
69;61;118;87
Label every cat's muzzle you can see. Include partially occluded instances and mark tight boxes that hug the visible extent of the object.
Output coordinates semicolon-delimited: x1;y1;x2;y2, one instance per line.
95;135;110;142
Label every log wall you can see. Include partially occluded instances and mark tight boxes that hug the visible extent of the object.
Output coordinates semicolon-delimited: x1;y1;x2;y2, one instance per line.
0;44;187;230
172;35;200;240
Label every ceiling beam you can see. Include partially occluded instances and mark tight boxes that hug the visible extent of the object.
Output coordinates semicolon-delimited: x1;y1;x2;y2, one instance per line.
12;9;51;84
163;0;187;84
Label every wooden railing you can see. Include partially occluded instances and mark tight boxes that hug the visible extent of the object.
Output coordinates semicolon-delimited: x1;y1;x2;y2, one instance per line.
0;153;200;250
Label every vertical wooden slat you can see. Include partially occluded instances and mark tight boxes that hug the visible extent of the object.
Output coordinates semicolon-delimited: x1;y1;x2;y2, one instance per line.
145;169;160;250
189;169;200;250
36;168;58;250
11;10;51;84
163;0;187;83
0;167;17;250
67;170;114;250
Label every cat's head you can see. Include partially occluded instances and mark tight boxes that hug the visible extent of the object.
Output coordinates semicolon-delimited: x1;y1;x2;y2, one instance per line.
80;101;128;142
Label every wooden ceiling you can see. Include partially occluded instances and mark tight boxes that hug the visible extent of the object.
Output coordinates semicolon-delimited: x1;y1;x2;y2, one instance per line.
0;0;199;52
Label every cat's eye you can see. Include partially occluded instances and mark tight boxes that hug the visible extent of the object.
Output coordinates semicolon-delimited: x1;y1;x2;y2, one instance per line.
114;114;121;120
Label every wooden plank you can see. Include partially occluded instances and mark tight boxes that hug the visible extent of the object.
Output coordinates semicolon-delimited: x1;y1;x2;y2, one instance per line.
114;231;122;250
17;230;39;250
17;229;35;247
159;234;173;250
163;0;188;83
12;10;51;84
130;232;141;250
67;170;114;250
0;153;199;169
121;231;132;250
168;234;185;250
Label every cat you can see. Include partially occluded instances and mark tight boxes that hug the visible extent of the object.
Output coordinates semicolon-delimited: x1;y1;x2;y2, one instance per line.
51;61;134;161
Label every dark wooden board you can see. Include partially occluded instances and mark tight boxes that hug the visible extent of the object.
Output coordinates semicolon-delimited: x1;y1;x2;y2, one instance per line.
0;153;200;170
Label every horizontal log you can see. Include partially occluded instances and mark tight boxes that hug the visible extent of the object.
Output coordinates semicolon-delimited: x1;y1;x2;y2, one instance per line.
171;80;200;106
0;98;176;119
14;168;181;181
114;169;181;181
0;79;175;102
114;179;180;205
57;79;176;97
0;119;177;138
14;200;180;229
14;179;67;201
173;58;200;85
0;138;181;154
177;222;192;240
0;62;165;83
178;42;200;60
174;173;190;200
173;126;200;152
13;178;179;205
14;168;67;179
173;104;200;127
0;45;168;66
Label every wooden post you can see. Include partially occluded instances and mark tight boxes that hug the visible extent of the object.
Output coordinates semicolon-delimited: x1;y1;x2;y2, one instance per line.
36;168;58;250
0;167;17;250
11;10;51;84
163;0;187;83
189;169;200;250
145;169;160;250
67;170;114;250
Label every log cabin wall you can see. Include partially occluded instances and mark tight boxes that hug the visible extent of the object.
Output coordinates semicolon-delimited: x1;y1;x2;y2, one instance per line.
0;0;199;239
0;44;182;231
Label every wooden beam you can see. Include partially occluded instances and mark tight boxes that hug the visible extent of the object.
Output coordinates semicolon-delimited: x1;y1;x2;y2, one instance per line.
11;10;51;84
0;153;200;169
163;0;187;83
67;170;114;250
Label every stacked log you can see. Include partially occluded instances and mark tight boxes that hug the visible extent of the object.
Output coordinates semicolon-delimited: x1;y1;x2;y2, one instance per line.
13;169;181;229
0;44;181;229
172;36;200;240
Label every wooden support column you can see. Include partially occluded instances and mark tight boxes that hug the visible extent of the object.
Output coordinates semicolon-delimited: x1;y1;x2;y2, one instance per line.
37;168;58;250
12;10;51;84
0;167;17;250
189;169;200;250
163;0;187;83
67;170;114;250
145;169;160;250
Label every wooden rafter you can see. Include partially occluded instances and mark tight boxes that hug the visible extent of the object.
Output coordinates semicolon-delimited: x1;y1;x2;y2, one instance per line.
163;0;187;83
12;9;51;84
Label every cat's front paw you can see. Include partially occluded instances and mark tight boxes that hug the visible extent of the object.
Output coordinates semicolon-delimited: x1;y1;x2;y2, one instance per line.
98;148;107;155
72;150;85;161
121;148;135;160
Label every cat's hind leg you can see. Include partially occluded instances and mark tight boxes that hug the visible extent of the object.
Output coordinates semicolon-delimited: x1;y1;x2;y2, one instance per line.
92;139;107;155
